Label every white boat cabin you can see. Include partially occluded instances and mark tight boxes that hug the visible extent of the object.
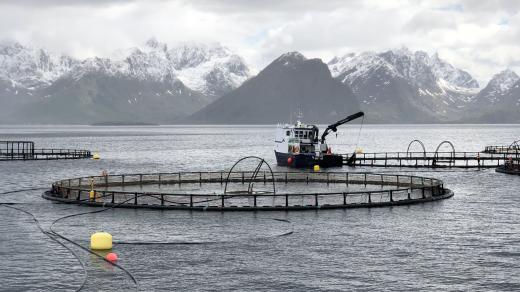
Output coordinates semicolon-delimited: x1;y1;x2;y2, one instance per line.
275;121;328;156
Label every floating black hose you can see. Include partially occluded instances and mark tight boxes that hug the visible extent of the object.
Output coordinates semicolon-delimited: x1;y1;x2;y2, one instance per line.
48;195;142;291
113;216;294;245
0;187;48;195
0;204;88;292
3;186;295;290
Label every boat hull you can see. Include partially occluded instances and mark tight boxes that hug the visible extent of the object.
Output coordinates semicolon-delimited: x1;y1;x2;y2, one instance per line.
275;151;343;168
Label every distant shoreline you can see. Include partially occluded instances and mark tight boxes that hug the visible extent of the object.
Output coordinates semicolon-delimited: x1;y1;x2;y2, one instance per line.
90;122;160;126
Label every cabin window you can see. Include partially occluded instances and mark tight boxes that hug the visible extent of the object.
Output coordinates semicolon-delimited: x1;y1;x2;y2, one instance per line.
303;132;308;139
286;130;290;136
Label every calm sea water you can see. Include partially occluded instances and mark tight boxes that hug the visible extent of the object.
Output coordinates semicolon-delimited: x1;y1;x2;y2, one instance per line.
1;124;519;291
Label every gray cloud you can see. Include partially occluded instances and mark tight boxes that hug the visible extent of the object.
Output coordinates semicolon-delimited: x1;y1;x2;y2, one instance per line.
0;0;137;7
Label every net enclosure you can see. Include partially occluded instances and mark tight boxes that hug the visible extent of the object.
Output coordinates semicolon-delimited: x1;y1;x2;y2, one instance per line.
44;171;454;211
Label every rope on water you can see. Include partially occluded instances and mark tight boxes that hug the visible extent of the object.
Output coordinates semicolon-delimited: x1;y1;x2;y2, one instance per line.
0;204;88;292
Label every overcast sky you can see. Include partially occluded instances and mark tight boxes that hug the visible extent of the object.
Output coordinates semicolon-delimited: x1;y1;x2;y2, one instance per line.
1;0;519;85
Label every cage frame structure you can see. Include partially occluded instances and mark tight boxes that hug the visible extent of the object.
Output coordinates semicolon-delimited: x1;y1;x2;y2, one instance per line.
44;171;454;211
0;141;92;161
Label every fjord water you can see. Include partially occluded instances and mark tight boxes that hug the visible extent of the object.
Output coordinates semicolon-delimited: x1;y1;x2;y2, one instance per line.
1;124;519;291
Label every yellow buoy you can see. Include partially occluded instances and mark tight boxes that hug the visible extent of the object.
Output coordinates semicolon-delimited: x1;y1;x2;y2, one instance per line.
90;232;113;250
92;152;100;160
313;165;320;172
89;190;95;201
355;148;363;154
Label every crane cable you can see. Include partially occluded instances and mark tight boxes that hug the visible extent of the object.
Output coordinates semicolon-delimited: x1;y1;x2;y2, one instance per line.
354;115;364;151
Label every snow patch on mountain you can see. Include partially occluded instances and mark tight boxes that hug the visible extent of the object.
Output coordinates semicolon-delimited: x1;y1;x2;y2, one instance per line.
487;69;519;94
328;48;479;92
428;53;479;89
329;52;399;85
0;41;78;90
275;51;307;67
170;43;251;97
475;69;519;104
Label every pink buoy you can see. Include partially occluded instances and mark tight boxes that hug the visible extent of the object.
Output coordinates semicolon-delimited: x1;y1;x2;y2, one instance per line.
287;157;293;165
106;252;118;262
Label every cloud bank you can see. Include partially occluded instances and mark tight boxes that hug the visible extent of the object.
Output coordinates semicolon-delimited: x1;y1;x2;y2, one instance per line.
1;0;519;84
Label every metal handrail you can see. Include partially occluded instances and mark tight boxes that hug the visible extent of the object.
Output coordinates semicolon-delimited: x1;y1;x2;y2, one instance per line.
50;171;443;198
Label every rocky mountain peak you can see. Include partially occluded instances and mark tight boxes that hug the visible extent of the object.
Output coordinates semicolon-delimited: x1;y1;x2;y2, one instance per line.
428;52;479;89
145;37;168;51
487;69;519;92
0;41;78;89
168;42;230;70
0;40;24;54
187;51;359;124
328;47;479;90
274;51;307;66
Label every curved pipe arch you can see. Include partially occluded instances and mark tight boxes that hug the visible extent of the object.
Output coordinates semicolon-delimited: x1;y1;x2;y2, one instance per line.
508;140;520;151
433;141;456;165
508;140;520;157
224;156;276;196
406;139;427;160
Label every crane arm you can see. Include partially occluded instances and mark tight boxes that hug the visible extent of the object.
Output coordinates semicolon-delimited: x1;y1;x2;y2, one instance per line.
320;111;364;143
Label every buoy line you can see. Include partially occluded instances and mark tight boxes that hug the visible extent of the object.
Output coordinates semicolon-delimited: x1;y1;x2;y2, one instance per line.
0;187;139;291
0;204;89;292
49;193;293;289
3;188;293;290
49;196;141;291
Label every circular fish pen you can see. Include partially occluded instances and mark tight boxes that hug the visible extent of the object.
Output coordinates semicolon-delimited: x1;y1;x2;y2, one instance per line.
44;171;453;211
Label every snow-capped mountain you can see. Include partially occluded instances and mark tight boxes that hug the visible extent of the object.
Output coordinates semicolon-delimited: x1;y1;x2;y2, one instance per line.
108;38;252;99
0;38;251;98
1;39;519;124
0;40;78;90
328;48;480;122
0;39;252;123
329;48;479;92
427;53;479;89
463;69;520;123
473;69;519;104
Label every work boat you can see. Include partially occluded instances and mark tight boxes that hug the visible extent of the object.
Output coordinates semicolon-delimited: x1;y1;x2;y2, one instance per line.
274;111;364;168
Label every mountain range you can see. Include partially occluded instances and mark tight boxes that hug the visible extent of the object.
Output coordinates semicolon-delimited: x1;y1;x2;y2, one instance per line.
0;39;518;124
186;52;359;124
0;38;251;123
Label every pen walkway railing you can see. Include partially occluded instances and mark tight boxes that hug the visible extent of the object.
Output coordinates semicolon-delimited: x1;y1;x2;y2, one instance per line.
44;171;454;211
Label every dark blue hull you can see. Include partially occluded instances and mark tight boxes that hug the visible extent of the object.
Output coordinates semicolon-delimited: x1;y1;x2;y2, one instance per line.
275;151;343;168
